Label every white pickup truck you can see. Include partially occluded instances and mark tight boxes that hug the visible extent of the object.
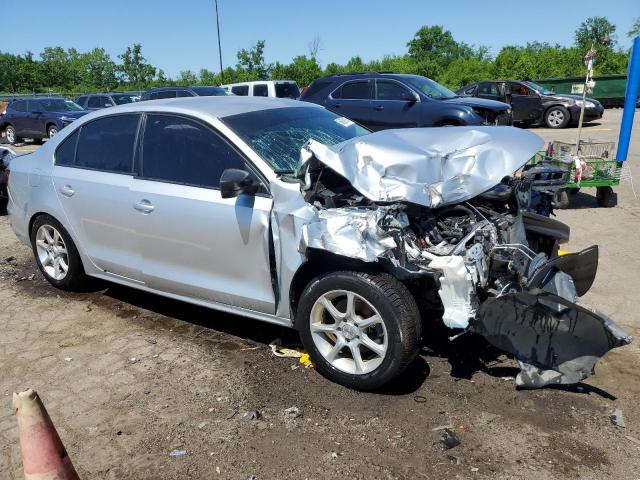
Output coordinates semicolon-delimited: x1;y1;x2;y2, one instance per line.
220;80;300;99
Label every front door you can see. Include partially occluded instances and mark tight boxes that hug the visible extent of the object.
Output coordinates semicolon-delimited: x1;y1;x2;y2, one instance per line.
132;113;276;314
508;82;543;122
369;79;421;130
52;114;143;281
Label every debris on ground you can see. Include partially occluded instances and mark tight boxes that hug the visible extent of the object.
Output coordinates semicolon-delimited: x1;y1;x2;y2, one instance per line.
244;410;262;421
440;428;461;450
610;408;625;428
625;435;640;446
169;449;186;457
197;421;208;430
432;425;454;431
3;255;14;263
269;342;314;368
284;406;302;423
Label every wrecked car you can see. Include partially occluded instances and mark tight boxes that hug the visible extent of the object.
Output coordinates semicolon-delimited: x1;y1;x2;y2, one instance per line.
7;97;631;390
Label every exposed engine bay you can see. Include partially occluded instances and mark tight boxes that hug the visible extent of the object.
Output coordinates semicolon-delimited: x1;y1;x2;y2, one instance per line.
287;126;631;388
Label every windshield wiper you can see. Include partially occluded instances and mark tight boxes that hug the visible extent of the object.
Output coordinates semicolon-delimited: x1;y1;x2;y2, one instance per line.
274;168;295;175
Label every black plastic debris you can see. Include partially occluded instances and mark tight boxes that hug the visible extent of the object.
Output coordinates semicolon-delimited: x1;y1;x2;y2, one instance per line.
244;410;262;421
610;408;625;428
440;428;461;450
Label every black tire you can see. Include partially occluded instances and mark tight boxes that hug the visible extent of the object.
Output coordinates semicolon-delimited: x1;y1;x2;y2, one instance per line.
4;125;19;145
519;119;535;127
596;186;617;208
296;271;421;391
47;125;59;139
30;214;88;291
555;190;570;209
545;106;570;129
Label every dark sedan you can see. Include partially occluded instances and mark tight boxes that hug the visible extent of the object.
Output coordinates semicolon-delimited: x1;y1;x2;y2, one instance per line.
457;80;604;129
1;98;88;144
301;73;512;131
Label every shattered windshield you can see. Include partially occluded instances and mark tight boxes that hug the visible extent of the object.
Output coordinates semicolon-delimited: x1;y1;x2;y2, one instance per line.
221;107;370;172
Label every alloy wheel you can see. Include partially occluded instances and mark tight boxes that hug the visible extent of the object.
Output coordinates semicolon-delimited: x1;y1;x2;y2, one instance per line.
6;128;15;144
35;224;69;281
310;290;388;375
48;127;58;138
548;109;564;127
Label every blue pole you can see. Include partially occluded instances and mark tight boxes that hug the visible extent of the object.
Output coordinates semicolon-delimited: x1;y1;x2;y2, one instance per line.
616;37;640;162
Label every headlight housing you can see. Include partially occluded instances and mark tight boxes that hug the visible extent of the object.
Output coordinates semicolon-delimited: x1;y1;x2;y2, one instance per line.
60;116;76;124
575;100;596;108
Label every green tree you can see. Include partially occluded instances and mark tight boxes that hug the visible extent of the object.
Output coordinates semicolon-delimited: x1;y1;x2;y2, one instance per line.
118;44;156;87
574;17;617;51
236;40;270;80
176;70;198;85
628;17;640;38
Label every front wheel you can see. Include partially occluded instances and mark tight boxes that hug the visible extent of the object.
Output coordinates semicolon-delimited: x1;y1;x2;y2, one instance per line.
47;125;59;139
545;106;570;129
297;271;421;391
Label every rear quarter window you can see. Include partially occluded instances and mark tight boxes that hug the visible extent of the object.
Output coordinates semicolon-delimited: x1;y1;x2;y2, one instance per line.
75;114;140;173
55;130;80;166
275;83;300;98
231;85;249;96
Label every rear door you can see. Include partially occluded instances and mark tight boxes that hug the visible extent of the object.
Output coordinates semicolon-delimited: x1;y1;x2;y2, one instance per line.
24;101;44;136
476;82;504;103
326;80;372;127
252;83;269;97
52;114;143;281
132;113;275;313
369;79;420;130
8;101;29;136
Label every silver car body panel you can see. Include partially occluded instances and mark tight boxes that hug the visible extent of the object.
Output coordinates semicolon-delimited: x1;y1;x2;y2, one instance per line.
299;126;544;208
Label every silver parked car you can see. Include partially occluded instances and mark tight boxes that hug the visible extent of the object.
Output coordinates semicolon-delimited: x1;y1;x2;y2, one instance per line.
7;97;630;390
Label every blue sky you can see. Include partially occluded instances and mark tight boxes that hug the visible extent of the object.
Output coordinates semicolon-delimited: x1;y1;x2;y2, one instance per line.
3;0;639;77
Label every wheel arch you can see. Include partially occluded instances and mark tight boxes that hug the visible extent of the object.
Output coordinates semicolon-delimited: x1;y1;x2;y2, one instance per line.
288;249;385;323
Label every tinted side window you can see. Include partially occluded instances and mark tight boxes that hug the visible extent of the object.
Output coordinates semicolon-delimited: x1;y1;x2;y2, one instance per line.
55;130;79;166
141;114;247;189
253;84;269;97
231;85;249;96
87;96;102;108
478;82;499;95
464;85;477;95
338;81;370;100
510;83;529;96
376;80;411;100
75;114;139;173
156;90;177;99
76;96;87;107
11;101;27;112
27;101;42;112
176;90;194;97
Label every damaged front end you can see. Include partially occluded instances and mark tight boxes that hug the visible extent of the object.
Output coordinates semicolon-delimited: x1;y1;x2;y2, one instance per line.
291;126;631;388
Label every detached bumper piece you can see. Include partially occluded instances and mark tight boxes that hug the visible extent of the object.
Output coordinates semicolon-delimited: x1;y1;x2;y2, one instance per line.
471;291;632;388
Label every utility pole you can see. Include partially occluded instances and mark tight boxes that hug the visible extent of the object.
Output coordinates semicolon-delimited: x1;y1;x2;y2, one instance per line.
215;0;223;83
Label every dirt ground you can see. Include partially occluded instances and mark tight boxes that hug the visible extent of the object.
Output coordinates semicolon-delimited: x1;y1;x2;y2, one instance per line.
1;110;640;479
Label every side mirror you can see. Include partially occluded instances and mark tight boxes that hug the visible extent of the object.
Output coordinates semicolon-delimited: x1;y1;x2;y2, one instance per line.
220;168;259;198
403;91;419;103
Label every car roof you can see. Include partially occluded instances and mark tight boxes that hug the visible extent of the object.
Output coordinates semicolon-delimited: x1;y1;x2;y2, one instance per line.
220;80;297;87
80;95;319;120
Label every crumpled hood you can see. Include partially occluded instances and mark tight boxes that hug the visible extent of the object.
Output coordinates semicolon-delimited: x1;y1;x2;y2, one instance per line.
300;126;544;208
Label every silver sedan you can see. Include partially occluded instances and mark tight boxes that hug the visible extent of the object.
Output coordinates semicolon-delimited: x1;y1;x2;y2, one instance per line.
7;96;630;390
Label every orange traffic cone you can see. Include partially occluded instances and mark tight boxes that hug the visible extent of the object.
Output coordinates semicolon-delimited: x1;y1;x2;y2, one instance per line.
12;388;80;480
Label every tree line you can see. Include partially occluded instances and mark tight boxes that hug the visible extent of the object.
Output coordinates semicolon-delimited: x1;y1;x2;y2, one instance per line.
0;16;637;95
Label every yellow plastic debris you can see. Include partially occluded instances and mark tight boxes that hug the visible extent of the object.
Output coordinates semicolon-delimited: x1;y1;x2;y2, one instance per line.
558;249;571;256
299;353;314;368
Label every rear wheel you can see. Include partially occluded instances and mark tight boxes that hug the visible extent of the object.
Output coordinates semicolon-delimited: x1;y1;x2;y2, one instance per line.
5;125;18;145
47;125;59;139
596;186;617;208
545;106;570;129
297;271;421;391
31;214;88;291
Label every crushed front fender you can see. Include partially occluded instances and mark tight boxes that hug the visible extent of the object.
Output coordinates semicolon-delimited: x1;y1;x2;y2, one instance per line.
470;291;632;388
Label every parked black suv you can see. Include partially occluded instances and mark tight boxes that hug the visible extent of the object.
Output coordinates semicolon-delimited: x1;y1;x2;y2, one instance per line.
141;86;228;101
456;80;604;129
75;92;140;110
300;73;512;130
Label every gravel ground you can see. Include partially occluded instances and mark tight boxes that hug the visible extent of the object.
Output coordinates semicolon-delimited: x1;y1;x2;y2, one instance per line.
1;110;640;479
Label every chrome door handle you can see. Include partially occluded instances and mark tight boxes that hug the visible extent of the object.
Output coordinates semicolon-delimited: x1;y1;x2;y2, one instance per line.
60;185;75;197
134;200;154;213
